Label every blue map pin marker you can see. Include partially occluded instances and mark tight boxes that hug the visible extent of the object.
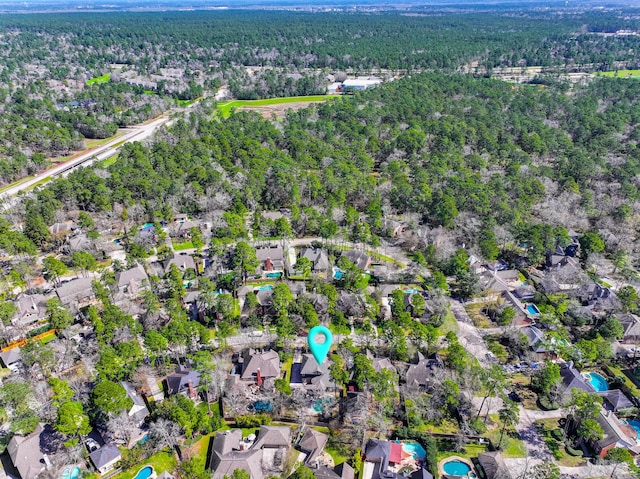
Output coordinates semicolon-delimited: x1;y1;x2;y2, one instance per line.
308;325;333;365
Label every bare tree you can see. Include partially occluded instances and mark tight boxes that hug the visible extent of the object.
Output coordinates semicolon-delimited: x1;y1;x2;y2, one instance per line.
148;417;182;452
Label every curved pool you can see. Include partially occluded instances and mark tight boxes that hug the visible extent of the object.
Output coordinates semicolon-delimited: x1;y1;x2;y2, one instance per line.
584;372;609;392
133;466;154;479
401;441;426;460
443;460;472;476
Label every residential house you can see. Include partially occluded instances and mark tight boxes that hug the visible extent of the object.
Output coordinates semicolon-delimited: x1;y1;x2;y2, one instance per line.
240;349;281;386
591;408;640;458
342;391;368;424
477;451;509;479
599;389;634;412
364;439;412;479
98;239;126;262
89;444;122;474
66;234;92;253
168;219;204;239
558;362;591;400
174;213;189;223
298;427;329;466
512;285;536;300
409;469;434;479
314;463;355;479
522;326;547;354
337;290;365;318
7;423;51;479
256;246;285;279
299;247;329;273
49;222;76;237
166;365;201;400
300;353;336;392
209;426;292;479
382;219;405;237
0;347;21;370
619;314;640;344
343;250;371;271
121;381;150;447
12;293;50;329
164;254;197;275
55;277;95;308
115;264;149;298
371;355;397;375
405;352;443;391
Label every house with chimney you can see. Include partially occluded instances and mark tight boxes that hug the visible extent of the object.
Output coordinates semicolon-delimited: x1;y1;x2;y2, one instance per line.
166;365;201;401
115;264;149;298
299;353;337;393
240;349;281;387
297;427;329;466
590;407;640;458
120;381;150;447
343;250;372;271
256;245;285;279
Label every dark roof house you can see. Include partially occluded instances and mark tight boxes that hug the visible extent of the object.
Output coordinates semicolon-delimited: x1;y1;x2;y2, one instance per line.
300;247;330;272
599;389;634;412
343;250;371;270
241;349;281;383
314;463;355;479
477;451;509;479
166;366;201;400
55;277;95;307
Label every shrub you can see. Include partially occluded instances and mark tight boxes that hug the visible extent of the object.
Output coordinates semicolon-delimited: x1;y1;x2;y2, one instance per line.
565;444;583;457
551;428;563;441
235;413;272;428
469;417;488;434
538;396;559;411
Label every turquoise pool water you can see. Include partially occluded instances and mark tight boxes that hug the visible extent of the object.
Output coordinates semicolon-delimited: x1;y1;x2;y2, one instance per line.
404;289;420;294
333;268;344;279
401;442;426;459
584;372;609;392
526;304;540;315
443;460;471;476
60;467;81;479
627;420;640;438
133;466;153;479
257;285;273;291
312;398;333;412
141;222;154;229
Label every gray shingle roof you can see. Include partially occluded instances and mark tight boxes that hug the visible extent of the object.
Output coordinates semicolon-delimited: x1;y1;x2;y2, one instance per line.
299;428;329;465
7;423;46;479
598;389;634;411
116;264;148;288
241;350;280;380
252;425;291;450
89;443;121;469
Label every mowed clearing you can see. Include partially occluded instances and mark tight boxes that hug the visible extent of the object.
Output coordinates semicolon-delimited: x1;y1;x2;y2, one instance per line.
217;95;337;119
599;69;640;78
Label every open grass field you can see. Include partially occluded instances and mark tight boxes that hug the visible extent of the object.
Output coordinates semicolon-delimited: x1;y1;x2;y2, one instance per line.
600;70;640;78
87;73;111;85
217;95;335;118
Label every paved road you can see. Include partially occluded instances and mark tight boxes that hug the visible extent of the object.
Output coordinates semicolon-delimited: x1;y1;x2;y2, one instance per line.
0;100;204;205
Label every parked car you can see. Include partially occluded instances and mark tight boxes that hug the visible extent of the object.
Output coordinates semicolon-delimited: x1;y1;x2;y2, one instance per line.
85;438;99;452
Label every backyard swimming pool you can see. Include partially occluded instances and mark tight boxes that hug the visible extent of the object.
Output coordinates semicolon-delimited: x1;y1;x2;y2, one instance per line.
627;419;640;438
526;304;540;315
400;441;426;460
333;268;344;279
60;467;80;479
133;466;154;479
583;372;609;392
443;460;471;476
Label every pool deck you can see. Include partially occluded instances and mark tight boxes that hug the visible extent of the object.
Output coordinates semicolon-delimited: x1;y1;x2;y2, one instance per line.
438;456;476;478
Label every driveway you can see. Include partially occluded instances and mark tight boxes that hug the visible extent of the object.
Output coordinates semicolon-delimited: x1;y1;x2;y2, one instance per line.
448;299;493;367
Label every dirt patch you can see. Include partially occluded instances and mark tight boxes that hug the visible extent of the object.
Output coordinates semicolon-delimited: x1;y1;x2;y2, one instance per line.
238;100;325;119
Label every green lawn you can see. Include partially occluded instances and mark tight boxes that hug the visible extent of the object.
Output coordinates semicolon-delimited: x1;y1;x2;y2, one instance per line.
173;240;194;251
217;95;335;118
85;131;124;149
113;451;177;479
600;69;640;78
23;176;52;192
486;415;526;458
437;311;459;335
87;73;111;85
325;445;351;465
436;443;487;462
605;364;640;397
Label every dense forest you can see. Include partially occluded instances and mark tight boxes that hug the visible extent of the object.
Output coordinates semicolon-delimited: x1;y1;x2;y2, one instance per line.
3;8;640;185
9;72;637;272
